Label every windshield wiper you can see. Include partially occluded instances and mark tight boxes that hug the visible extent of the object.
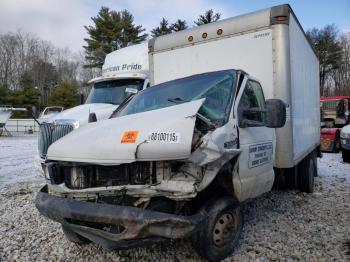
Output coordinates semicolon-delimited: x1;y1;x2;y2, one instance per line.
109;94;135;118
167;97;189;104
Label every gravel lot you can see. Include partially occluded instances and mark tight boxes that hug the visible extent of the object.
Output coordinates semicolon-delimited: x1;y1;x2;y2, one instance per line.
0;136;349;261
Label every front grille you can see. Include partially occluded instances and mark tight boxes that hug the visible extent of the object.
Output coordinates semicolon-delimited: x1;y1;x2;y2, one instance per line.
47;162;157;189
38;123;74;158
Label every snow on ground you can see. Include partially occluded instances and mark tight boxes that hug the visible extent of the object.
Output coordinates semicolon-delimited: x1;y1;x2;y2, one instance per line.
0;135;41;190
0;136;349;261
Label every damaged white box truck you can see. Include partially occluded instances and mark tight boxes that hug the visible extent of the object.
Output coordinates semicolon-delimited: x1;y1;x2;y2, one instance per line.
36;4;320;261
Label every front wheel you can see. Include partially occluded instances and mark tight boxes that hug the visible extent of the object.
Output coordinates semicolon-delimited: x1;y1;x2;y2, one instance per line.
191;197;243;262
342;149;350;163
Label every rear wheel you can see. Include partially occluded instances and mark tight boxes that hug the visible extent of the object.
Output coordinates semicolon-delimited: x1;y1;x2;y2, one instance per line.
62;225;91;245
191;197;243;262
298;153;316;193
342;149;350;163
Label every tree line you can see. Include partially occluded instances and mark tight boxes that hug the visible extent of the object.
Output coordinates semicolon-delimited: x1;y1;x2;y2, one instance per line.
306;25;350;97
0;6;349;118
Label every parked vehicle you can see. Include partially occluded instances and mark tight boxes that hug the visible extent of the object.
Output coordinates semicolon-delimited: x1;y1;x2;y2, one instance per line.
319;96;350;153
36;5;320;261
341;124;350;162
320;96;350;127
0;105;27;136
320;128;341;153
35;43;149;171
38;106;64;124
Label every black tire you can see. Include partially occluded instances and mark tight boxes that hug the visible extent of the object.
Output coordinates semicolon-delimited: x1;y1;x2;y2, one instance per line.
62;225;91;245
297;154;315;193
342;149;350;163
191;197;243;262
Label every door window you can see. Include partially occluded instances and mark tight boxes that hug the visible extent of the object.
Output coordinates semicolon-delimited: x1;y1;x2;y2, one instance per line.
238;80;266;127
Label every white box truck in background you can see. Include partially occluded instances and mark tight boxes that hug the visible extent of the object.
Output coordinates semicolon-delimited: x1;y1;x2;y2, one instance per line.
36;5;320;261
35;43;149;168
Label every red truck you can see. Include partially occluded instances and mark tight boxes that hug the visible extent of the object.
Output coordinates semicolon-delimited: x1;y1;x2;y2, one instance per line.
320;96;350;152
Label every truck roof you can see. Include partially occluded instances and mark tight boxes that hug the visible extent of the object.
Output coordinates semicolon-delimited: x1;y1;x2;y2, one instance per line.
90;43;149;84
149;4;315;56
320;96;350;101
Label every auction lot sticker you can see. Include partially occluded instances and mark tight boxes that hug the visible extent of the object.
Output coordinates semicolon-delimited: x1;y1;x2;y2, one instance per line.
249;142;273;168
148;132;180;143
121;130;139;143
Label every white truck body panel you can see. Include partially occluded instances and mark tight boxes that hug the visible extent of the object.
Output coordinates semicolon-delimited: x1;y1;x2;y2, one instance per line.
149;6;319;168
289;15;320;163
151;29;274;99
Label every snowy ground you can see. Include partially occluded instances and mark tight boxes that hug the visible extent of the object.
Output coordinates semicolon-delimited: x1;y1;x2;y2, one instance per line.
0;135;41;189
0;136;349;261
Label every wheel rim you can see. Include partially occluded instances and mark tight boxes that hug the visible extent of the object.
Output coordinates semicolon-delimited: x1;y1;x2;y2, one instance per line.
213;211;237;247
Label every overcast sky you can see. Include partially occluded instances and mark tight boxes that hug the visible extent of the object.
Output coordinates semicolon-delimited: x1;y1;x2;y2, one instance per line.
0;0;349;52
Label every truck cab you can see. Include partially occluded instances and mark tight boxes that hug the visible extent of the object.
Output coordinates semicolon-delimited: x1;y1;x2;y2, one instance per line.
320;96;350;127
35;43;149;167
36;69;285;261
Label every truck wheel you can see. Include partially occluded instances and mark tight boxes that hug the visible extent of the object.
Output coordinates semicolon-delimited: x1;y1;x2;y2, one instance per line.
342;149;350;163
298;154;315;193
62;225;91;245
191;197;243;262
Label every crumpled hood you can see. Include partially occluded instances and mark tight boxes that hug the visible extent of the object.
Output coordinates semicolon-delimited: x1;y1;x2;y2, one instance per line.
50;103;117;126
47;99;205;164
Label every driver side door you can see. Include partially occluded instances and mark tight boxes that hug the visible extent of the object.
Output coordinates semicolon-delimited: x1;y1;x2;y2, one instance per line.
233;78;275;202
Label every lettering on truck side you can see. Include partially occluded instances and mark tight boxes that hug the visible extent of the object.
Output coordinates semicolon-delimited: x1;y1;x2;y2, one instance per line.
102;64;142;74
249;142;273;168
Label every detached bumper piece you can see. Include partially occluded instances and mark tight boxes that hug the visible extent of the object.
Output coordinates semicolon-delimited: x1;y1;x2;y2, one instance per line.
35;186;206;249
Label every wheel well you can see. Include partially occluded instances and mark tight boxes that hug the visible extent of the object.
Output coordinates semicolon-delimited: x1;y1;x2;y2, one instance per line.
193;158;238;210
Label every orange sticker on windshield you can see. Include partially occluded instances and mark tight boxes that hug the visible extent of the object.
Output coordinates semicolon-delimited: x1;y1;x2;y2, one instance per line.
121;130;139;143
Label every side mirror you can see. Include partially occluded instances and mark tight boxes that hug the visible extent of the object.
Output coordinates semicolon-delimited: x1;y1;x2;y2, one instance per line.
88;112;97;123
265;99;286;128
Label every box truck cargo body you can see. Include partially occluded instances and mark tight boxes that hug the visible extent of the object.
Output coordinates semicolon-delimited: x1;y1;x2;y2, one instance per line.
149;4;320;169
36;5;320;261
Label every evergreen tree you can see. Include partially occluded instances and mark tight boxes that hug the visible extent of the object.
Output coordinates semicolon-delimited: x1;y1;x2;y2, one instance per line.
48;81;79;108
151;18;172;37
194;9;221;26
83;7;147;68
171;19;188;32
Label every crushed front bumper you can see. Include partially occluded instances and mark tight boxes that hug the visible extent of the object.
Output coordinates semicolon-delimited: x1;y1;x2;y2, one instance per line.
35;186;206;249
